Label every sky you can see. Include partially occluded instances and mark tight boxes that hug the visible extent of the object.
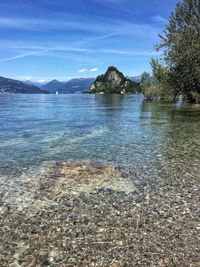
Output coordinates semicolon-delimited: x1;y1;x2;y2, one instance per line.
0;0;180;82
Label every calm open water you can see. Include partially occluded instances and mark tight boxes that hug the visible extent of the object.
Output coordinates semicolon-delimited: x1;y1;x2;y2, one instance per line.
1;94;200;188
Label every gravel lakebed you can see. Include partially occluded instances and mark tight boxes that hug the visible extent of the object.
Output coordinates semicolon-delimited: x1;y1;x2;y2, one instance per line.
0;160;199;266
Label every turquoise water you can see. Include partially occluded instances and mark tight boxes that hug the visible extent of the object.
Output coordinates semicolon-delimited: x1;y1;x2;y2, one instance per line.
1;94;200;185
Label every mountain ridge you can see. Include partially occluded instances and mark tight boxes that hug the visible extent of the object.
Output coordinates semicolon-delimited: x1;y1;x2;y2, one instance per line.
0;74;142;94
0;76;47;94
41;78;95;94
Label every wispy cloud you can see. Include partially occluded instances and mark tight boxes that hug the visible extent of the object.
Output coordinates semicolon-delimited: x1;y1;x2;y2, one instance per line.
98;49;161;56
78;68;99;73
0;44;93;63
0;39;160;63
0;16;116;33
93;0;126;5
0;14;162;65
0;15;161;39
92;0;135;14
0;17;87;31
151;15;168;25
0;51;48;63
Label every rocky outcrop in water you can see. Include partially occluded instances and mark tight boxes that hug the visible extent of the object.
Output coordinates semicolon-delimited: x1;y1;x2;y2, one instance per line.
89;66;140;94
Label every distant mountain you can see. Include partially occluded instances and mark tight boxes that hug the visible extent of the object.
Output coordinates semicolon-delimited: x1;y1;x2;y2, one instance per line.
23;80;47;88
89;66;141;94
0;76;47;94
59;78;95;93
129;76;142;83
42;78;95;94
129;75;154;83
41;80;64;93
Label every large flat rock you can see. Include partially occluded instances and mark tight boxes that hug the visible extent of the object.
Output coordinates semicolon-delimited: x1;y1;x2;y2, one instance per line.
30;160;134;197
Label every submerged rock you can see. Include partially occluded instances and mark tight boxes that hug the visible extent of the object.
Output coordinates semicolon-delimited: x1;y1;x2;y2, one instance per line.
29;160;134;197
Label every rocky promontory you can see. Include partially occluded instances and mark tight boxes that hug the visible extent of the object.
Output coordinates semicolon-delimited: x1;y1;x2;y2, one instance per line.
89;66;140;94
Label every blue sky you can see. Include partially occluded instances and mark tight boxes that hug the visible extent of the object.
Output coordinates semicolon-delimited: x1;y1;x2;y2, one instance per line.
0;0;179;82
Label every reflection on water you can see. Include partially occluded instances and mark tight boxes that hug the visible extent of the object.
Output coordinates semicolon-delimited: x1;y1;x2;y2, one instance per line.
0;94;200;186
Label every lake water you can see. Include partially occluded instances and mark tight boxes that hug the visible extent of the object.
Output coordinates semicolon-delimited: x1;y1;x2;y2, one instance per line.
1;94;200;189
1;94;200;266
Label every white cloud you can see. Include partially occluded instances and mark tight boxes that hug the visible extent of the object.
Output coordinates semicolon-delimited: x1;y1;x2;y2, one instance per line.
78;68;99;73
37;79;47;83
89;68;98;72
20;76;32;81
78;68;88;73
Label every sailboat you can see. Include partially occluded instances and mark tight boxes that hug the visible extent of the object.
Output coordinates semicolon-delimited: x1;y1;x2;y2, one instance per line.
56;90;59;95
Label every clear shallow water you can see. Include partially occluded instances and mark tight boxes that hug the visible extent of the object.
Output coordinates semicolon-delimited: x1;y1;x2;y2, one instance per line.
1;94;200;186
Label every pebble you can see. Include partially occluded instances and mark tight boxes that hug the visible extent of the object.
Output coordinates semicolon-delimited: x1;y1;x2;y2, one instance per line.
0;160;199;266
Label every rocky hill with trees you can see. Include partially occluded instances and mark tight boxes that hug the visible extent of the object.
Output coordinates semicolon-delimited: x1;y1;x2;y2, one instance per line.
89;66;140;94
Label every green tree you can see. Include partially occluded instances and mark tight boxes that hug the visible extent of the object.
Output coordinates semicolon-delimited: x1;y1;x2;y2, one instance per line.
140;71;157;100
158;0;200;102
140;72;151;90
150;59;173;100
